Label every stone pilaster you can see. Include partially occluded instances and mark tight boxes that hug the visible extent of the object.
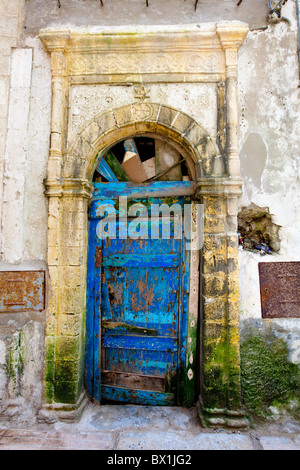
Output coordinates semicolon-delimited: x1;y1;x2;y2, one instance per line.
41;31;70;181
42;179;92;417
217;24;248;178
196;178;248;428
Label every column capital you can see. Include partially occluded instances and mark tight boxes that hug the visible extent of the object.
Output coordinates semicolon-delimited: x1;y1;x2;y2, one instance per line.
195;177;243;198
217;23;249;79
39;29;71;54
217;23;249;51
44;178;93;199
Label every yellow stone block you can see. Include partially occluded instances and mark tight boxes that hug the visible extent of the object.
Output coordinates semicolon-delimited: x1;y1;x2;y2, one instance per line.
204;196;226;216
204;215;226;234
158;106;178;127
95;110;117;134
48;265;59;286
59;285;86;315
202;272;227;297
203;297;227;322
203;234;226;252
61;210;87;231
48;291;58;316
47;246;59;264
172;112;193;134
61;228;87;248
202;249;227;274
227;298;240;324
228;274;239;298
60;246;86;266
113;105;133;127
45;314;57;336
47;228;60;248
196;138;217;160
81;121;101;145
59;265;86;288
62;197;87;213
57;313;83;336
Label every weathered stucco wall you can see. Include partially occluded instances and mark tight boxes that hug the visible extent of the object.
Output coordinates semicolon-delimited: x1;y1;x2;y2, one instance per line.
24;0;269;32
0;0;49;423
69;83;218;145
237;1;300;418
0;0;299;422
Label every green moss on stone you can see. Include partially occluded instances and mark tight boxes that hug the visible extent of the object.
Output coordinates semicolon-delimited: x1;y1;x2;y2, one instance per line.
6;332;24;396
202;362;227;409
240;333;300;419
54;379;81;404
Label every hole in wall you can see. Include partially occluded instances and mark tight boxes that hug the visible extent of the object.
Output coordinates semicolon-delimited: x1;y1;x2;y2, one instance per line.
238;203;281;255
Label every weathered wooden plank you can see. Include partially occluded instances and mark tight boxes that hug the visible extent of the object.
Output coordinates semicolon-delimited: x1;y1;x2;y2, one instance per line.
102;320;158;336
92;181;194;200
101;319;176;336
102;349;176;376
89;192;190;220
104;151;130;182
102;254;179;268
121;153;148;183
102;334;178;352
101;267;125;321
155;140;182;182
93;193;189;207
90;212;183;227
101;385;175;405
85;220;98;398
101;370;165;392
100;230;181;255
142;157;156;180
97;158;119;182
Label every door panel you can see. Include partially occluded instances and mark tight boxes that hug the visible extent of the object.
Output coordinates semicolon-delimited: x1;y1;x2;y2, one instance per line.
87;192;191;405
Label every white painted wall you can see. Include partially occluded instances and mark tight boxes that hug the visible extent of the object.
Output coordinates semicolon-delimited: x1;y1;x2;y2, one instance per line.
1;38;51;264
237;1;300;363
69;83;217;143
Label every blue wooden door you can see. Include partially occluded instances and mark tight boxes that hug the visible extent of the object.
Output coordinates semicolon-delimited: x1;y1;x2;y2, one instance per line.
86;184;191;406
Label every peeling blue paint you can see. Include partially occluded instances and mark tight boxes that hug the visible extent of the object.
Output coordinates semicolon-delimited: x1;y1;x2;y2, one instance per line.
86;183;192;406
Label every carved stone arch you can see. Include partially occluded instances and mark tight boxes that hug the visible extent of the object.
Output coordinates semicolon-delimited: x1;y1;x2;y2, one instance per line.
63;103;224;182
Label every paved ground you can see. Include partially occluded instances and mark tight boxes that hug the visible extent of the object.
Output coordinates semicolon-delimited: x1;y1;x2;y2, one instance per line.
0;403;300;450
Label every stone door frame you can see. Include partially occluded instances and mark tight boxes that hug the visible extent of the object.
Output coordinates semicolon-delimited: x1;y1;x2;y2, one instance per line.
39;23;249;428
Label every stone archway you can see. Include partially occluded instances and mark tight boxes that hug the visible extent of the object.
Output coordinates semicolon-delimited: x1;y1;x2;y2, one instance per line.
63;103;224;181
39;23;249;427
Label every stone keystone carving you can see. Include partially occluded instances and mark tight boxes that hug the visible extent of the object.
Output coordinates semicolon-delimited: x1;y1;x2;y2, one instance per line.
132;102;154;121
134;84;150;101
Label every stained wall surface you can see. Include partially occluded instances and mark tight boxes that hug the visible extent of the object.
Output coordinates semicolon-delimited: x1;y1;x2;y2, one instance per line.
24;0;269;32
